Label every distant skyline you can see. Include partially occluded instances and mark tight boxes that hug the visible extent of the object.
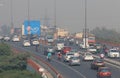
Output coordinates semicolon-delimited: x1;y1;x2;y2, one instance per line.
0;0;120;33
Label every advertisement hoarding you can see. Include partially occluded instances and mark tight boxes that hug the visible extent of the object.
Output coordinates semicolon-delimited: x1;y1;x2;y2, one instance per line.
23;20;41;36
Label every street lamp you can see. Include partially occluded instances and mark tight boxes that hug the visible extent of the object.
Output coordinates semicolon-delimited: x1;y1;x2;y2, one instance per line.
10;0;14;35
54;0;56;28
84;0;87;50
27;0;31;40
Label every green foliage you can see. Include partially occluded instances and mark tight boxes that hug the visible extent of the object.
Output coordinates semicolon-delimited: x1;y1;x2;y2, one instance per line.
0;43;12;56
0;43;41;77
91;27;120;43
0;70;42;78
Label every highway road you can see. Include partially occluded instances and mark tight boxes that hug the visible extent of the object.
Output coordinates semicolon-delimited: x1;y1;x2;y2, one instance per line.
7;41;120;78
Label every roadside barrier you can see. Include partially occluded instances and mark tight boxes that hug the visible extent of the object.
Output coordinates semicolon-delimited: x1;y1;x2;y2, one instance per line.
12;47;63;78
79;52;120;67
32;55;63;78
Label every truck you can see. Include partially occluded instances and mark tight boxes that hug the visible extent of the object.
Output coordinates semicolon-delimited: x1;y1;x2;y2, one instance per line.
88;34;96;46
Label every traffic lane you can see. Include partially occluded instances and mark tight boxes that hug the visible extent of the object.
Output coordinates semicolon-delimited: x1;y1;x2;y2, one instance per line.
105;62;120;78
9;42;120;78
49;59;86;78
70;61;97;78
53;55;101;78
9;42;85;78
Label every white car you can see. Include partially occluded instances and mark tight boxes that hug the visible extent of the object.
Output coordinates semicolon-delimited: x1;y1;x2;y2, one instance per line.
68;57;81;66
4;36;10;41
23;40;31;47
56;42;64;51
64;52;75;62
12;36;20;42
107;49;120;58
31;39;40;46
88;46;97;53
83;52;94;61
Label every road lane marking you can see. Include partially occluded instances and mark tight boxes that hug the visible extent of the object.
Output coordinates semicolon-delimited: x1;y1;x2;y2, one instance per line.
105;62;120;69
52;59;87;78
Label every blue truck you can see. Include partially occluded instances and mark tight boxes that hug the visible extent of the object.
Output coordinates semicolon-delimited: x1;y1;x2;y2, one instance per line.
22;20;41;36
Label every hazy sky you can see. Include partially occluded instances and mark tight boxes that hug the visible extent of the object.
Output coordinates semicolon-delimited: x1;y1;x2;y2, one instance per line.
0;0;120;33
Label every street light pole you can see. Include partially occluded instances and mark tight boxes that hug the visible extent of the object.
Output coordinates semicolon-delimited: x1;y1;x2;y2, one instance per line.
85;0;87;50
10;0;14;35
54;0;56;32
27;0;31;40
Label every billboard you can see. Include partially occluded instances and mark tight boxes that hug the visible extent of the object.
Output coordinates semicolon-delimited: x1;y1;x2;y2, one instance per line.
23;20;41;36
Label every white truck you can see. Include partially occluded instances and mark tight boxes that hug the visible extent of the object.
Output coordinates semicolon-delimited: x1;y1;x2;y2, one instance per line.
107;48;120;58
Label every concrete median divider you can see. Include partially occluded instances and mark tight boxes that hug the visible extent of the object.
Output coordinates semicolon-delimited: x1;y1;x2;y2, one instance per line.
92;55;120;67
27;58;52;78
79;51;120;67
32;55;63;78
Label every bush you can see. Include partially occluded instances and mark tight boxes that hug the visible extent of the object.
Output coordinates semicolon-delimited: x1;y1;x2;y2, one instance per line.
0;70;42;78
0;43;12;56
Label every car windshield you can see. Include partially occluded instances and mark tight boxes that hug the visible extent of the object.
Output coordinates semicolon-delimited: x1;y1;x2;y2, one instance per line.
71;57;79;60
95;59;103;63
48;46;53;49
67;53;74;56
110;50;119;52
86;53;92;56
24;40;29;42
100;69;110;72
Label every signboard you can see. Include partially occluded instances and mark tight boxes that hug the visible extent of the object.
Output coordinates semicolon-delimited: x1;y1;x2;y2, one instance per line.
23;20;41;36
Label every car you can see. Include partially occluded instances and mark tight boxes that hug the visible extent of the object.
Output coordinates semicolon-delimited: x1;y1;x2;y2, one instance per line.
0;36;3;40
63;52;75;62
62;46;71;54
97;67;111;78
56;42;64;52
70;49;80;57
87;46;97;54
68;57;80;66
95;43;102;50
31;39;40;46
47;46;55;55
107;48;120;58
23;40;31;47
83;52;94;61
3;36;10;41
91;58;105;69
12;35;20;42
